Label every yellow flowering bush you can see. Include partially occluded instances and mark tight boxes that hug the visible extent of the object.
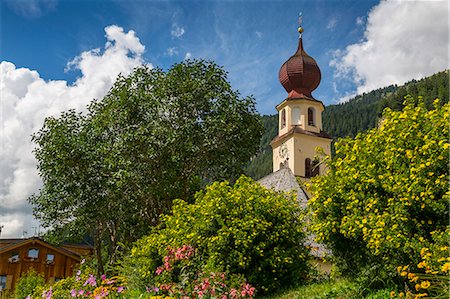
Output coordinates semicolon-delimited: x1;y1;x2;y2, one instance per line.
123;176;309;294
309;97;449;287
396;228;449;298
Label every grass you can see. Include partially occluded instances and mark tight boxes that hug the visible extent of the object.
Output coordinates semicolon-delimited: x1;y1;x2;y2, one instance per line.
258;279;398;299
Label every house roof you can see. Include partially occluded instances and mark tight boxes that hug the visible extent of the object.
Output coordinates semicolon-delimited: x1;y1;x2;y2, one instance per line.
0;237;81;261
257;165;309;208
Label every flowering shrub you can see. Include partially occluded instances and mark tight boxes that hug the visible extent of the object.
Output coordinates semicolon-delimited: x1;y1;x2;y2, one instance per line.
144;245;255;298
15;269;45;299
124;176;309;294
30;260;127;298
309;97;449;285
395;228;449;299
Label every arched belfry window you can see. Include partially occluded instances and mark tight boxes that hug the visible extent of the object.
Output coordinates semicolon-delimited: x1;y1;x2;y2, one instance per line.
305;158;312;178
281;109;286;128
308;107;315;126
312;159;320;177
292;107;301;125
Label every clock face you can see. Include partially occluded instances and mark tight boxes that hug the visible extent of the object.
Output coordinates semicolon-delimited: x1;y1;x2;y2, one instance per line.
279;143;288;159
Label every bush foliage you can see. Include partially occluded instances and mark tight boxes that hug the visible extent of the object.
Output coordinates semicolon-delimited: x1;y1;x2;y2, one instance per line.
309;97;449;287
15;269;45;299
124;176;309;294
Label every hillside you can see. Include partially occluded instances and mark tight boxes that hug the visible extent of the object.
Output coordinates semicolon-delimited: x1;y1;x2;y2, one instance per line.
245;70;449;180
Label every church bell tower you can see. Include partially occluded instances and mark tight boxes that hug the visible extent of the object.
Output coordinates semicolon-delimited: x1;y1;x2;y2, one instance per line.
271;17;332;179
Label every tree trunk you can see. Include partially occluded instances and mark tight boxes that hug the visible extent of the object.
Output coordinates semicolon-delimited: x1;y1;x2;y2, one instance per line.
94;224;104;277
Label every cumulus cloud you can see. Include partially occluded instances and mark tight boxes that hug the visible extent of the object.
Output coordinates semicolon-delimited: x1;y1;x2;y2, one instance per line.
184;52;192;60
171;24;185;38
4;0;57;19
331;0;449;101
0;25;148;238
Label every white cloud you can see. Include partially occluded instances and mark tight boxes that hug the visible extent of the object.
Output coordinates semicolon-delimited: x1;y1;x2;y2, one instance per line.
326;17;337;31
0;25;148;238
255;31;263;38
184;52;192;60
331;0;449;100
166;47;179;56
171;24;185;38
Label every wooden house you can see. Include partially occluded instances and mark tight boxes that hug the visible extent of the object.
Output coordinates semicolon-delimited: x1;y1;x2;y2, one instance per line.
0;237;92;293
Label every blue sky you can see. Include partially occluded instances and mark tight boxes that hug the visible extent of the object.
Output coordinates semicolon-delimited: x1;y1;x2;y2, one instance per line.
1;0;448;237
2;0;379;114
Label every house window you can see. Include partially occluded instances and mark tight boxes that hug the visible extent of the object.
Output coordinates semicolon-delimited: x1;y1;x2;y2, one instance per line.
28;248;39;259
0;275;7;290
9;252;19;263
308;107;315;126
46;254;55;264
281;109;286;128
305;158;312;178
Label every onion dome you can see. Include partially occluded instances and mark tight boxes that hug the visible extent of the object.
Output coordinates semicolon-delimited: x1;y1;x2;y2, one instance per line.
279;37;321;100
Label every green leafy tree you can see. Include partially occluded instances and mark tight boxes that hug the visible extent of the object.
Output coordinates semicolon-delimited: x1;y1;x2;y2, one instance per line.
309;97;449;288
29;60;262;275
124;176;309;294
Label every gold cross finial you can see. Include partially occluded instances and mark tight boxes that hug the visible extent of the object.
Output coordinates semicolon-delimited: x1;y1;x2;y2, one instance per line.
298;12;304;38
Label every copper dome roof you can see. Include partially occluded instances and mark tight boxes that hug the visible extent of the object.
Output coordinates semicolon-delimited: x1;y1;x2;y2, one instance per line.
279;38;321;99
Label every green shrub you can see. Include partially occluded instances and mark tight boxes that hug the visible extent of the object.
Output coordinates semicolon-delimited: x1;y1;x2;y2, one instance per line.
309;97;449;287
15;269;45;299
123;176;310;294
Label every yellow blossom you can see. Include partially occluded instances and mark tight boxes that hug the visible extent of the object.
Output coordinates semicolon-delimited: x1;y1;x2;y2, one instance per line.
441;262;450;272
420;280;430;289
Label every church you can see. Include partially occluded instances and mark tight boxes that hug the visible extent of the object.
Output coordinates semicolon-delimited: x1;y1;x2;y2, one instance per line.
258;20;332;266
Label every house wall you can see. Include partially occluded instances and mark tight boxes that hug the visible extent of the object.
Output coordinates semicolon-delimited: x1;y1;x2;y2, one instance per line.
0;242;79;292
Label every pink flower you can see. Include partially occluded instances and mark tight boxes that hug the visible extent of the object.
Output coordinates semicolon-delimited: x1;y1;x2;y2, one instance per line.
83;274;96;287
81;259;85;264
117;286;124;293
198;291;204;298
70;289;77;297
42;287;52;299
26;296;31;299
229;288;238;299
155;266;164;275
201;278;210;291
78;290;85;296
241;283;255;297
106;279;115;285
101;274;106;281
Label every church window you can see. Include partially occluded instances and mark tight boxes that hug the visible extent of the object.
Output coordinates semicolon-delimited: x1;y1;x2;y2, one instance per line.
312;159;320;177
308;107;315;126
292;107;301;125
281;109;286;128
305;158;312;178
